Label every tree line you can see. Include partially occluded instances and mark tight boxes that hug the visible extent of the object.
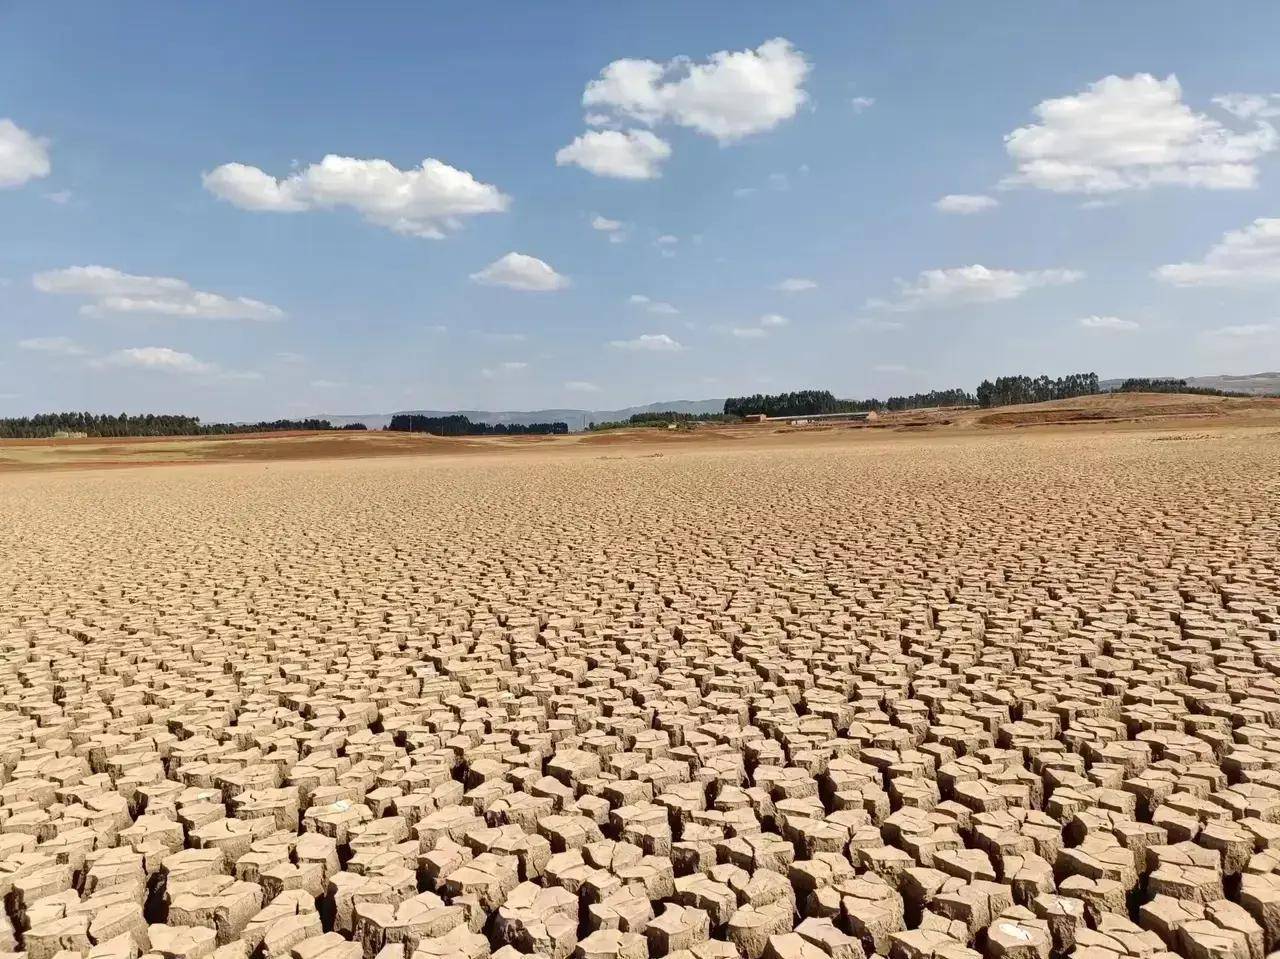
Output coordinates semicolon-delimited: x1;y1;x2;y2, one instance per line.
588;411;736;431
723;387;977;418
722;370;1269;416
0;412;368;439
974;372;1099;408
387;414;568;435
1116;378;1253;398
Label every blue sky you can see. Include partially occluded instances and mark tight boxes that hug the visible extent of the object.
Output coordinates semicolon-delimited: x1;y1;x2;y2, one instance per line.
2;1;1279;419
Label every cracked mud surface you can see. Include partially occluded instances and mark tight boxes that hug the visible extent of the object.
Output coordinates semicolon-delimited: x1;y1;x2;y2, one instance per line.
2;428;1279;959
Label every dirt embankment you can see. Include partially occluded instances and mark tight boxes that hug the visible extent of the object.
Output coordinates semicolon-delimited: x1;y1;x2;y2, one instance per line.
972;392;1280;427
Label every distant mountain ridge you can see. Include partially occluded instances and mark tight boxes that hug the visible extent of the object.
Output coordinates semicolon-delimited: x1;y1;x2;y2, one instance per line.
1099;372;1280;395
1186;372;1280;394
321;399;726;432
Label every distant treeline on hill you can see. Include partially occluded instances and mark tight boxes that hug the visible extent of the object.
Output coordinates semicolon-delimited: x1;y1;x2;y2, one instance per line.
0;412;365;438
1116;378;1255;398
387;414;568;435
975;372;1099;408
588;411;737;431
723;388;977;418
719;371;1271;419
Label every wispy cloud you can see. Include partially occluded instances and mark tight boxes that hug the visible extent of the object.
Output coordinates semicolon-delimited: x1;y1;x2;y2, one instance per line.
92;346;213;374
609;333;684;352
1155;217;1280;288
18;335;86;355
934;194;998;214
629;294;679;315
869;265;1083;311
1079;315;1139;331
34;265;285;321
481;361;529;378
773;278;817;292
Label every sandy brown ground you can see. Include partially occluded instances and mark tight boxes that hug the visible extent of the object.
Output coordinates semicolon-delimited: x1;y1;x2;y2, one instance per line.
1;399;1279;959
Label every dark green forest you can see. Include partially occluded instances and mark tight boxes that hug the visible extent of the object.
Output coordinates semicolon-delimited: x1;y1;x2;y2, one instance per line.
1116;378;1253;397
387;414;568;435
723;387;978;418
0;412;362;439
721;371;1275;419
974;372;1100;408
588;411;737;431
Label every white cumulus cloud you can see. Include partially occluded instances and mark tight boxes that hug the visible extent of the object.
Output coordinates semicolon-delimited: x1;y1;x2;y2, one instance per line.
470;252;569;292
565;380;601;393
203;154;509;238
1155;217;1280;287
731;327;767;339
1004;74;1278;193
758;313;790;327
851;96;876;113
1078;315;1139;331
591;214;628;243
17;336;86;355
0;119;51;189
935;194;999;214
582;38;809;143
33;265;285;321
556;129;672;180
610;333;684;352
872;265;1083;311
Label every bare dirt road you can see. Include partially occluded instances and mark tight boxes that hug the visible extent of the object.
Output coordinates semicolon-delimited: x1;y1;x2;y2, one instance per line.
1;408;1278;959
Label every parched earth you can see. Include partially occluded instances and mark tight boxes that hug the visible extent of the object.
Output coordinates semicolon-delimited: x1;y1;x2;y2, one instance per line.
1;428;1279;959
